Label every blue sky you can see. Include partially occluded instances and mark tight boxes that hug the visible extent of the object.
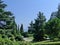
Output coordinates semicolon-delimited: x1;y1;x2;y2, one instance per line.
3;0;60;31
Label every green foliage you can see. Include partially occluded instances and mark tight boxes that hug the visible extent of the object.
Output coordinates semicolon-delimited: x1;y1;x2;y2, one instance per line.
50;4;60;20
2;34;7;38
15;35;23;41
22;32;29;37
0;0;23;42
0;0;14;29
56;4;60;19
28;34;33;37
28;21;34;34
0;36;32;45
45;18;60;40
0;29;5;34
33;12;46;41
20;24;24;35
1;0;60;44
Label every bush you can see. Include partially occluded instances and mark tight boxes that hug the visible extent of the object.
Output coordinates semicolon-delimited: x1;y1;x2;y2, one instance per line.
7;33;13;38
9;37;15;41
33;34;44;42
22;32;29;37
28;34;33;37
0;30;5;34
2;34;7;38
0;37;32;45
15;35;23;41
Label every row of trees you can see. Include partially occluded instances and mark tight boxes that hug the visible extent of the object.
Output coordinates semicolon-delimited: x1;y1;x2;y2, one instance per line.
1;0;60;42
28;4;60;41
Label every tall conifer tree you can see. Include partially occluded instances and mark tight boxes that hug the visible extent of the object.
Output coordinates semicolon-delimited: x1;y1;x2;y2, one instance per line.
33;12;46;41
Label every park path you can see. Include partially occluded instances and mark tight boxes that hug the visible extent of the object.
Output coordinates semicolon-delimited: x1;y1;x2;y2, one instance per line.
23;37;33;42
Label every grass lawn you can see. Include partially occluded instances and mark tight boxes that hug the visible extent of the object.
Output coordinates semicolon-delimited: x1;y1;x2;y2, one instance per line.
32;41;60;45
23;37;60;45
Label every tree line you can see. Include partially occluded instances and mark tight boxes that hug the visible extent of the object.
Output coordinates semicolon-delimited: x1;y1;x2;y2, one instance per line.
28;4;60;41
0;0;60;42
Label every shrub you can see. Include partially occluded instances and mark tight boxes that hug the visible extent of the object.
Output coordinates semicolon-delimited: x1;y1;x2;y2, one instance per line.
9;37;15;41
2;34;7;38
7;33;13;38
15;35;23;41
0;30;5;34
22;32;29;37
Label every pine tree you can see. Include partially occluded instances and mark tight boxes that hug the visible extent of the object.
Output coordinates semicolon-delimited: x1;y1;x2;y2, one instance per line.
0;0;23;41
28;21;34;34
20;24;24;35
33;12;46;41
16;24;20;35
11;19;17;35
0;0;15;29
0;0;17;37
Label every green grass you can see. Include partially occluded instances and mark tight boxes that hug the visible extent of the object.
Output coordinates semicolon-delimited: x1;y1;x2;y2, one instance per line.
32;41;60;45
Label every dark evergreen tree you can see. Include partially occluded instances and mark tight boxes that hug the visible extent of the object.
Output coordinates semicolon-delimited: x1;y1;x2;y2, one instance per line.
50;4;60;19
50;12;57;20
28;21;34;34
16;24;20;35
11;19;17;35
0;0;23;41
56;4;60;19
20;24;24;35
33;12;46;41
0;0;15;29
